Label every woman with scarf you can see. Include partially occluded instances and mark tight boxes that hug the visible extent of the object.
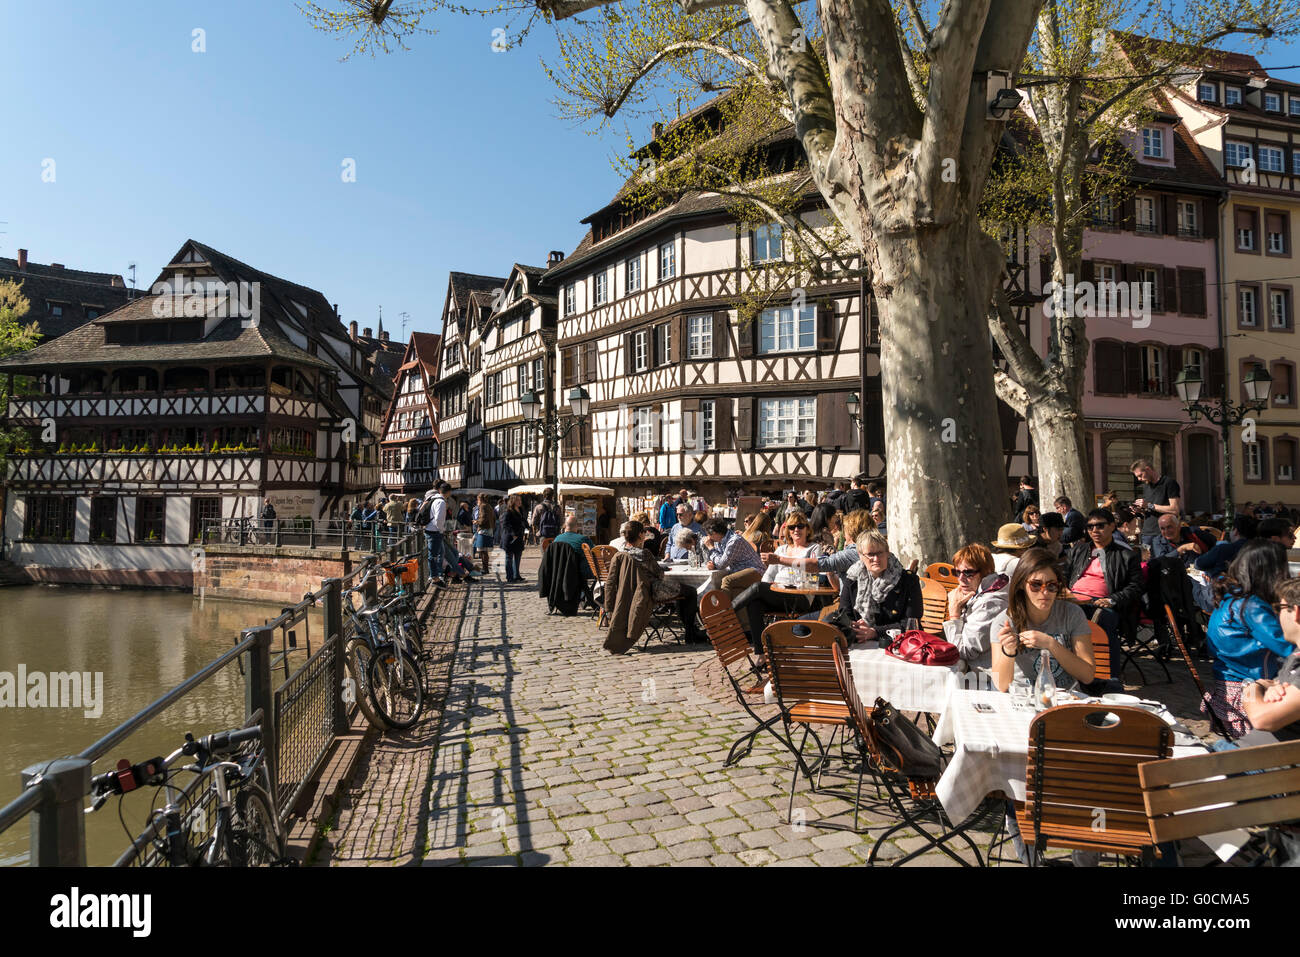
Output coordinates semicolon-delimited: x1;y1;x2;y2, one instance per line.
842;531;923;644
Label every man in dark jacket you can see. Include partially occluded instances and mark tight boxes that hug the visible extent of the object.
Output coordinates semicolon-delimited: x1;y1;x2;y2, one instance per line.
1054;495;1087;546
1064;507;1143;671
1194;514;1257;577
1012;476;1037;523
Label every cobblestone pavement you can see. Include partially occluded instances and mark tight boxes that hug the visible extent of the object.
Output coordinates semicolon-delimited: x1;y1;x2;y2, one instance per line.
327;550;1215;867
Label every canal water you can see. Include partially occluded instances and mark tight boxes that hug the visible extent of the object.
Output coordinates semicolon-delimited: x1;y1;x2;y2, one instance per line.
0;587;321;866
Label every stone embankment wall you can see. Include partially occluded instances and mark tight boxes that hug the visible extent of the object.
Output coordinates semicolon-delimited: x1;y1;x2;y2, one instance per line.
193;546;352;604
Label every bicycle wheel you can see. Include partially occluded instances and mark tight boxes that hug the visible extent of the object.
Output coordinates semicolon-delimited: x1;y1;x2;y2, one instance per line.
366;645;424;729
344;637;388;728
228;785;286;866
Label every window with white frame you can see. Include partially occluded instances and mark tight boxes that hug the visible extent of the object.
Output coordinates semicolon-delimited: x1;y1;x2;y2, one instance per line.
700;400;715;450
1141;127;1164;159
1177;200;1199;236
1268;217;1288;254
1198;82;1216;102
632;407;655;452
1135;196;1157;231
625;256;642;293
1225;86;1242;105
1225;141;1252;167
594;270;608;304
1245;442;1262;480
517;363;530;396
1271;289;1291;329
1240;287;1258;326
658;241;675;281
1260;146;1284;173
759;304;815;354
1139;345;1163;394
759;397;815;447
1092;194;1115;226
524;427;537;454
687;315;712;358
1095;263;1118;311
1137;267;1160;311
1294;151;1300;175
632;329;648;373
655;323;670;365
753;223;784;263
1265;92;1281;112
1292;96;1300;117
563;283;575;316
1184;347;1205;382
532;357;544;392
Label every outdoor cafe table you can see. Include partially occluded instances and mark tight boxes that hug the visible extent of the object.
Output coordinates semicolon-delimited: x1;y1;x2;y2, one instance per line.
847;644;966;715
931;688;1207;824
662;563;726;596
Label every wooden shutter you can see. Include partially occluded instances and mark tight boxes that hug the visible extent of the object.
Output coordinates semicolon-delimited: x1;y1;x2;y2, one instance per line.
583;342;597;382
1081;259;1095;284
1162;195;1179;236
625;333;636;375
1202;198;1218;240
1094;340;1125;394
1166;346;1182;396
1164;267;1185;315
816;300;837;352
681;396;700;450
648;325;660;368
736;314;755;357
1124;343;1142;394
1120;195;1136;231
654;402;666;452
561;347;575;388
864;381;885;456
816;392;836;446
1177;267;1206;316
712;311;729;358
736;396;755;449
1122;263;1139;287
713;397;733;450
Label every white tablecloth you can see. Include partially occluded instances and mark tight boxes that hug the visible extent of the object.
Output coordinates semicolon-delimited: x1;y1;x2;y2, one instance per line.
663;565;726;596
848;646;966;715
932;689;1205;824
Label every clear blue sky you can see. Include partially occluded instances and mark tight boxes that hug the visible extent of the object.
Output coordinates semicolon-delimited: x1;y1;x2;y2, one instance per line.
2;2;1295;339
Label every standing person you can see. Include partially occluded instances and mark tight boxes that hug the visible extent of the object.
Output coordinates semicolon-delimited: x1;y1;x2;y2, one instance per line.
802;489;819;512
1011;476;1037;523
260;497;276;539
657;495;677;533
422;486;447;582
532;488;564;543
473;494;496;574
349;499;367;549
870;499;887;537
405;496;420;529
500;494;527;583
1053;495;1087;546
384;496;404;527
1131;458;1182;549
361;499;381;550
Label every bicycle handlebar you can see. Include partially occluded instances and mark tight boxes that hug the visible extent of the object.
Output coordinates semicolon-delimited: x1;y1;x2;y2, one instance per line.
90;725;262;800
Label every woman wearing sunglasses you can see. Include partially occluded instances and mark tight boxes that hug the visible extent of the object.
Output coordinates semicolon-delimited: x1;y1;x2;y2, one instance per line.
734;515;835;655
989;548;1095;692
942;543;1009;671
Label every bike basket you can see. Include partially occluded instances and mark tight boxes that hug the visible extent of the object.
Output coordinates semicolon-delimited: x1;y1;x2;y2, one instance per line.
384;558;420;586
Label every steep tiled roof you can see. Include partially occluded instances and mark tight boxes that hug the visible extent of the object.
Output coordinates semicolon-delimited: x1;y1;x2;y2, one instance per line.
448;272;505;314
0;255;137;341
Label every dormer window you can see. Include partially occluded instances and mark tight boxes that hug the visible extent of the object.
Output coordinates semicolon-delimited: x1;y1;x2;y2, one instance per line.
1141;127;1164;159
1198;82;1216;102
1264;92;1281;113
1225;86;1242;106
49;303;63;317
511;285;521;302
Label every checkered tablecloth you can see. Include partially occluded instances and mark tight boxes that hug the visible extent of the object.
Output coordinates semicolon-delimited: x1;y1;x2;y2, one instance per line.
932;689;1205;823
848;646;965;715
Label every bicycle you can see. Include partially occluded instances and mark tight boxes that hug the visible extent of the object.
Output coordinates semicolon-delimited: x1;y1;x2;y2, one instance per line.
88;724;290;867
342;570;425;730
380;558;426;651
220;517;264;546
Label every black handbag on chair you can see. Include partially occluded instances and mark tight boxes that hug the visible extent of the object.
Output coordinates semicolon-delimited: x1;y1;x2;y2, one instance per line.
869;697;945;780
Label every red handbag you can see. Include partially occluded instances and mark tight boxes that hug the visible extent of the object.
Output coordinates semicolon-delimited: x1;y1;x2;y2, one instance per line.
884;629;960;667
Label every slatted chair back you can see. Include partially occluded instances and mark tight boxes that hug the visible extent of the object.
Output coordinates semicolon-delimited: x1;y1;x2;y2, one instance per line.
831;641;873;750
541;537;555;553
926;563;959;592
907;558;920;574
1164;604;1230;738
1140;740;1300;844
1088;621;1111;681
763;621;849;717
817;599;841;624
1200;526;1225;542
591;545;617;579
1020;703;1172;859
920;578;949;634
581;542;601;580
700;589;753;672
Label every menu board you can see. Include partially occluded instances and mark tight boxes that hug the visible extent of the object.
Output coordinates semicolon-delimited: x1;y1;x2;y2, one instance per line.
565;499;598;539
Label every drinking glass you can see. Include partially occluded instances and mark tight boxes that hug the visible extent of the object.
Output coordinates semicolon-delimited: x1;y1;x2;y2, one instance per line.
903;617;919;634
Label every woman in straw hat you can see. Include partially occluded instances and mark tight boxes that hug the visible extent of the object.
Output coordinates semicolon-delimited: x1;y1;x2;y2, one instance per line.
990;522;1036;578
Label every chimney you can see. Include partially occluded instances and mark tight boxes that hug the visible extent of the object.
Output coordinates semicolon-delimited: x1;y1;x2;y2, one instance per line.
16;249;27;270
349;320;358;340
548;250;564;267
652;121;664;139
111;275;124;287
333;303;339;318
363;327;372;338
50;263;64;270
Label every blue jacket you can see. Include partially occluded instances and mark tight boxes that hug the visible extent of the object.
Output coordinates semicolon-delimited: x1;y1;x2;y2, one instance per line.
658;502;678;529
1207;594;1290;683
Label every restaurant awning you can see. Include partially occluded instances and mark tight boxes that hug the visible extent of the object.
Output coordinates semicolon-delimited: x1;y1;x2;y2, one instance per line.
507;483;615;496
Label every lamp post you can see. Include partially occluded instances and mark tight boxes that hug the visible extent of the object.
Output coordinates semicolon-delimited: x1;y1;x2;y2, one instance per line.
1174;362;1272;523
845;392;866;472
520;386;591;506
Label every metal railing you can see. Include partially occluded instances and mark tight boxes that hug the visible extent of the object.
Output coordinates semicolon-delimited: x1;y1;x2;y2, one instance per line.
199;518;410;551
0;530;427;866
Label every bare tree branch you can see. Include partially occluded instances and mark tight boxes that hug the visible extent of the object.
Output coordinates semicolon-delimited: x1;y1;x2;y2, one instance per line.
902;0;933;49
605;40;771;117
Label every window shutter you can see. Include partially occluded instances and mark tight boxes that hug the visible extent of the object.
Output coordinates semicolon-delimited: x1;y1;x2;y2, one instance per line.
625;333;635;375
1161;267;1178;314
562;347;575;388
649;326;660;368
1177;267;1206;317
1162;195;1179;236
736;396;754;449
712;311;729;358
584;342;597;382
714;397;733;449
864;381;884;455
737;315;755;358
816;391;836;446
1166;346;1182;396
1207;347;1226;398
681;396;700;450
1122;263;1139;287
1120;195;1136;230
816;300;837;352
1081;259;1095;284
673;315;685;363
1124;343;1142;394
1202;198;1218;240
1094;340;1124;394
655;402;666;452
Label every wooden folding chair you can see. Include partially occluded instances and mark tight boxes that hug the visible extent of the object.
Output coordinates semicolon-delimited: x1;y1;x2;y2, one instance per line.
830;642;990;860
1164;604;1231;739
700;589;796;767
1016;703;1172;866
1140;740;1300;859
763;621;852;824
1088;621;1111;681
919;578;948;634
581;543;604;624
590;544;617;627
926;563;959;593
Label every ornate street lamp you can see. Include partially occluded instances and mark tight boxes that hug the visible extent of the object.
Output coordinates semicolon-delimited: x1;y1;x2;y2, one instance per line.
520;386;592;504
1174;362;1271;521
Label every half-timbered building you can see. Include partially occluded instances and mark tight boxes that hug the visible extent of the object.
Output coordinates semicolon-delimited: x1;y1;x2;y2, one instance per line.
0;249;138;343
434;272;504;489
379;331;440;495
0;239;390;585
481;261;559;488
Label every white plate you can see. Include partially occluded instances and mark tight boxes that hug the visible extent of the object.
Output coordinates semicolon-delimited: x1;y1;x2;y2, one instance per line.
1101;693;1141;706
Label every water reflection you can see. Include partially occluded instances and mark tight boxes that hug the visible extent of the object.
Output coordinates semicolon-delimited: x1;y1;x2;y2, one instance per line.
0;587;321;866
